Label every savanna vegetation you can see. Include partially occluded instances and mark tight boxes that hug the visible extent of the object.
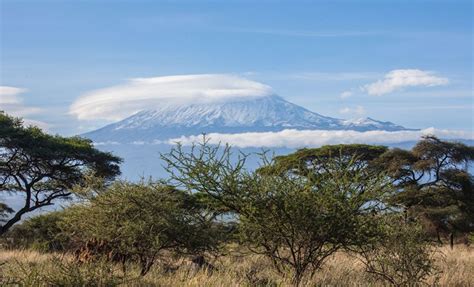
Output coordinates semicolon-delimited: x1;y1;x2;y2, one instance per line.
1;112;473;286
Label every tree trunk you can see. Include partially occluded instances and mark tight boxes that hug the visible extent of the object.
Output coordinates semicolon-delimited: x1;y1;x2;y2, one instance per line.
0;206;30;236
436;229;443;245
450;232;454;250
293;268;303;287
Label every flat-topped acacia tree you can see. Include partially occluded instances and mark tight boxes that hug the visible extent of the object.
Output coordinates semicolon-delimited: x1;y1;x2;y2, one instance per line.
0;112;121;236
377;136;474;246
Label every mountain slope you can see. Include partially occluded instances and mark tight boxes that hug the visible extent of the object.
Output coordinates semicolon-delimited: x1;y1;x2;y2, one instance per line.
83;95;410;142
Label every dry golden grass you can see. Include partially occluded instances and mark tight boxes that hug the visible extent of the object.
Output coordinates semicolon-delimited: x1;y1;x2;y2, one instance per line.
1;246;473;286
436;246;474;286
0;249;54;263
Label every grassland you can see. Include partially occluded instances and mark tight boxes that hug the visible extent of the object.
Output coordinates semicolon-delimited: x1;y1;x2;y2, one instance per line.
1;246;473;286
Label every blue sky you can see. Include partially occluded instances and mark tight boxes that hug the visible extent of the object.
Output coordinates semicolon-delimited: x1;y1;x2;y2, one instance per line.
0;0;472;135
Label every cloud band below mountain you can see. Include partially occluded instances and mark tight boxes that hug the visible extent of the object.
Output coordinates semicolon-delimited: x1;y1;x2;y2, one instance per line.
70;74;273;121
166;128;473;148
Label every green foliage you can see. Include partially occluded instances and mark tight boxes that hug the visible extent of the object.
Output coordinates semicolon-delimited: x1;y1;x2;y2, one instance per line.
239;171;390;285
258;143;388;176
469;232;474;245
379;136;474;240
2;211;71;252
162;139;392;286
355;215;438;286
0;112;122;235
262;137;474;244
60;180;229;275
162;139;250;215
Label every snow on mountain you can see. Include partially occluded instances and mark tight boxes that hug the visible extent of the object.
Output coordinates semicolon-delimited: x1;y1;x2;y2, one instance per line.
83;95;412;142
340;117;408;131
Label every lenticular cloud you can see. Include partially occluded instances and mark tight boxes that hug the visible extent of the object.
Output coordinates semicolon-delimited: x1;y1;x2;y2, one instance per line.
69;74;273;121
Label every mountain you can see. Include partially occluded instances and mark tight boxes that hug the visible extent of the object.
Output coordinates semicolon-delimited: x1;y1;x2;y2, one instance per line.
83;95;411;142
339;117;409;131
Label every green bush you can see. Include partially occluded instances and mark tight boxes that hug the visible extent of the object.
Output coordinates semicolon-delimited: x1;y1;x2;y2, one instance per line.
1;211;71;252
468;232;474;245
60;180;229;275
354;215;438;286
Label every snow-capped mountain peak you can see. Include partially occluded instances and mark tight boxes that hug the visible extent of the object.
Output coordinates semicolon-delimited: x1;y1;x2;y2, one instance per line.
340;117;408;131
112;95;337;129
83;95;412;142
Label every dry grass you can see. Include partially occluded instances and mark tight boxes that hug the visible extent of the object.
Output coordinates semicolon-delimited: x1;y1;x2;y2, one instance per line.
436;246;474;286
1;246;473;286
0;249;60;263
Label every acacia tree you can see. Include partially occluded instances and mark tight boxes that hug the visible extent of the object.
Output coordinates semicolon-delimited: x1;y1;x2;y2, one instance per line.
242;165;390;285
162;140;391;286
265;138;474;246
377;136;474;246
0;112;121;235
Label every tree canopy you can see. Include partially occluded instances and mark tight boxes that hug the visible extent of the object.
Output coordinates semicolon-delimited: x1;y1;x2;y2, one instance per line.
258;144;388;179
162;140;392;285
0;112;122;235
257;137;474;244
378;136;474;242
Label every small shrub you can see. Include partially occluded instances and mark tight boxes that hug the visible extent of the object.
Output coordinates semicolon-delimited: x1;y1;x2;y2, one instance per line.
355;215;439;286
468;232;474;245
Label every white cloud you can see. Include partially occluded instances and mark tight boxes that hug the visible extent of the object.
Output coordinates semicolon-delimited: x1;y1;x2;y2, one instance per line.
339;105;366;116
0;86;50;130
168;128;473;149
70;74;273;121
340;91;353;99
0;86;27;96
363;69;449;96
0;85;43;117
0;86;27;104
93;141;121;146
